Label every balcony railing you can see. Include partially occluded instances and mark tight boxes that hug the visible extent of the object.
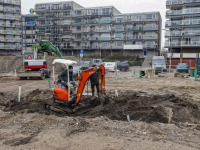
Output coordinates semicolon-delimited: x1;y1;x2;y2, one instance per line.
101;37;111;40
144;45;158;48
71;29;83;33
143;35;158;39
165;31;182;36
166;10;182;15
183;30;200;35
164;41;200;47
0;38;5;42
4;0;21;5
143;26;158;30
166;0;200;5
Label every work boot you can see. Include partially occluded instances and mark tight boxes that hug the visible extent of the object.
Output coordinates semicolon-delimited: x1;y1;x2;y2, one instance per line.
97;92;100;97
92;93;94;96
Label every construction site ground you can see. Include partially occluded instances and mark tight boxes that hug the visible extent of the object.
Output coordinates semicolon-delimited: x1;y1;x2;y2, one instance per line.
1;75;200;150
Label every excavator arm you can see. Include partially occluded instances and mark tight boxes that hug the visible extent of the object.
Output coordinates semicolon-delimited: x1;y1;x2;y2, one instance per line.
75;64;106;104
31;40;63;59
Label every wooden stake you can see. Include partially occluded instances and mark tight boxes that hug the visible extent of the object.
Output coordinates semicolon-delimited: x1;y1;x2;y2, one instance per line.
168;108;173;124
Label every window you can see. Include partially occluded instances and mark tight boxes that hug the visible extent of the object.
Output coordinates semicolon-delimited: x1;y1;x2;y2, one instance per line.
26;26;31;30
146;14;156;19
114;41;123;46
75;10;82;15
127;16;132;21
136;41;142;45
101;42;110;47
101;25;110;30
63;11;70;16
22;34;26;39
145;41;155;46
114;33;123;38
74;18;81;23
126;41;132;45
101;34;110;40
145;32;155;37
22;17;25;22
114;25;123;30
63;35;70;38
63;19;70;25
136;15;142;21
126;24;133;30
101;17;110;22
102;8;110;15
114;17;123;22
126;32;133;39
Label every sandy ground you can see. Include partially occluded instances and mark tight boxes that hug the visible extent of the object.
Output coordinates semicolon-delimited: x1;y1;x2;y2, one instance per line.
1;74;200;149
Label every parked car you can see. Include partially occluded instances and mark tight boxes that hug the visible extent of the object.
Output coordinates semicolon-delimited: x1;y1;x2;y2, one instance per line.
123;61;130;66
117;62;129;71
102;62;117;72
176;63;188;73
73;66;89;80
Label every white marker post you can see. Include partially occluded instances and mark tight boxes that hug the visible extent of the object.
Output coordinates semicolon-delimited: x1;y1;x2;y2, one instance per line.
127;115;130;122
115;89;118;97
18;85;21;102
53;66;55;81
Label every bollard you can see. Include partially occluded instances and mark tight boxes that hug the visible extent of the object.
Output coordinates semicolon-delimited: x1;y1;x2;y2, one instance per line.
195;69;197;81
18;85;21;102
48;79;51;88
127;115;130;122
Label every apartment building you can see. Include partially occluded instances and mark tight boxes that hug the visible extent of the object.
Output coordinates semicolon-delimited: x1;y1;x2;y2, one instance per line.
165;0;200;53
35;1;162;58
22;14;36;52
0;0;22;55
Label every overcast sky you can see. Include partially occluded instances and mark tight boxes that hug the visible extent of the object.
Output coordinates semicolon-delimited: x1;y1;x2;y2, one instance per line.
21;0;166;49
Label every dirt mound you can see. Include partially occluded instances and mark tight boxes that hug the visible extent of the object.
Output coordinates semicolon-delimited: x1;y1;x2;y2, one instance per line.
2;89;200;125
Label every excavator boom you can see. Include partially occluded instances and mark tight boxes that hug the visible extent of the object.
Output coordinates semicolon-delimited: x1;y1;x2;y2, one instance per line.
31;40;63;59
75;64;106;104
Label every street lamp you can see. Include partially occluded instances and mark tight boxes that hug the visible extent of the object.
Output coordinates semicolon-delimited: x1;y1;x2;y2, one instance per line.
162;28;172;73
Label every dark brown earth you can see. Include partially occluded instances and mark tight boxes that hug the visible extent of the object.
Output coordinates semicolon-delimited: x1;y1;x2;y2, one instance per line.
2;89;200;126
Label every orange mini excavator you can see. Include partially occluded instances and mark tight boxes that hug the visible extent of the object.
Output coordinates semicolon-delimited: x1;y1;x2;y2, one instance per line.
45;59;106;114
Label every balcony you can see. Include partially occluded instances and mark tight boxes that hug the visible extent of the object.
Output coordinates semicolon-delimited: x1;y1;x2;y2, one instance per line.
4;8;14;12
165;42;181;47
4;0;21;5
6;23;15;27
6;30;15;34
98;29;111;32
166;10;182;16
182;41;200;46
144;45;158;49
35;31;45;34
100;46;111;49
165;31;182;36
125;36;133;40
113;28;124;32
133;36;143;40
5;15;14;19
15;31;21;35
0;30;4;34
182;19;200;25
0;7;3;11
36;24;46;27
101;37;111;41
35;6;73;12
142;17;159;22
112;45;123;49
15;38;21;42
0;38;5;42
71;29;83;33
166;0;200;6
0;45;5;49
73;38;82;41
0;15;4;19
165;20;182;26
182;30;200;35
143;35;158;39
111;37;124;41
143;26;158;30
6;38;15;42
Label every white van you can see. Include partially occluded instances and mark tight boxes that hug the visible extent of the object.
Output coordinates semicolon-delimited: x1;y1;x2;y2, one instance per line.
102;62;117;72
151;56;167;75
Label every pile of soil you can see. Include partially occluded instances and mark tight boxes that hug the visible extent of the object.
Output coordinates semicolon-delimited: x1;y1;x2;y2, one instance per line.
2;89;200;125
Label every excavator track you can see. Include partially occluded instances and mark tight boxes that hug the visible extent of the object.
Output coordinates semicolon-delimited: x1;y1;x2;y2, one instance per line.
45;103;73;114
